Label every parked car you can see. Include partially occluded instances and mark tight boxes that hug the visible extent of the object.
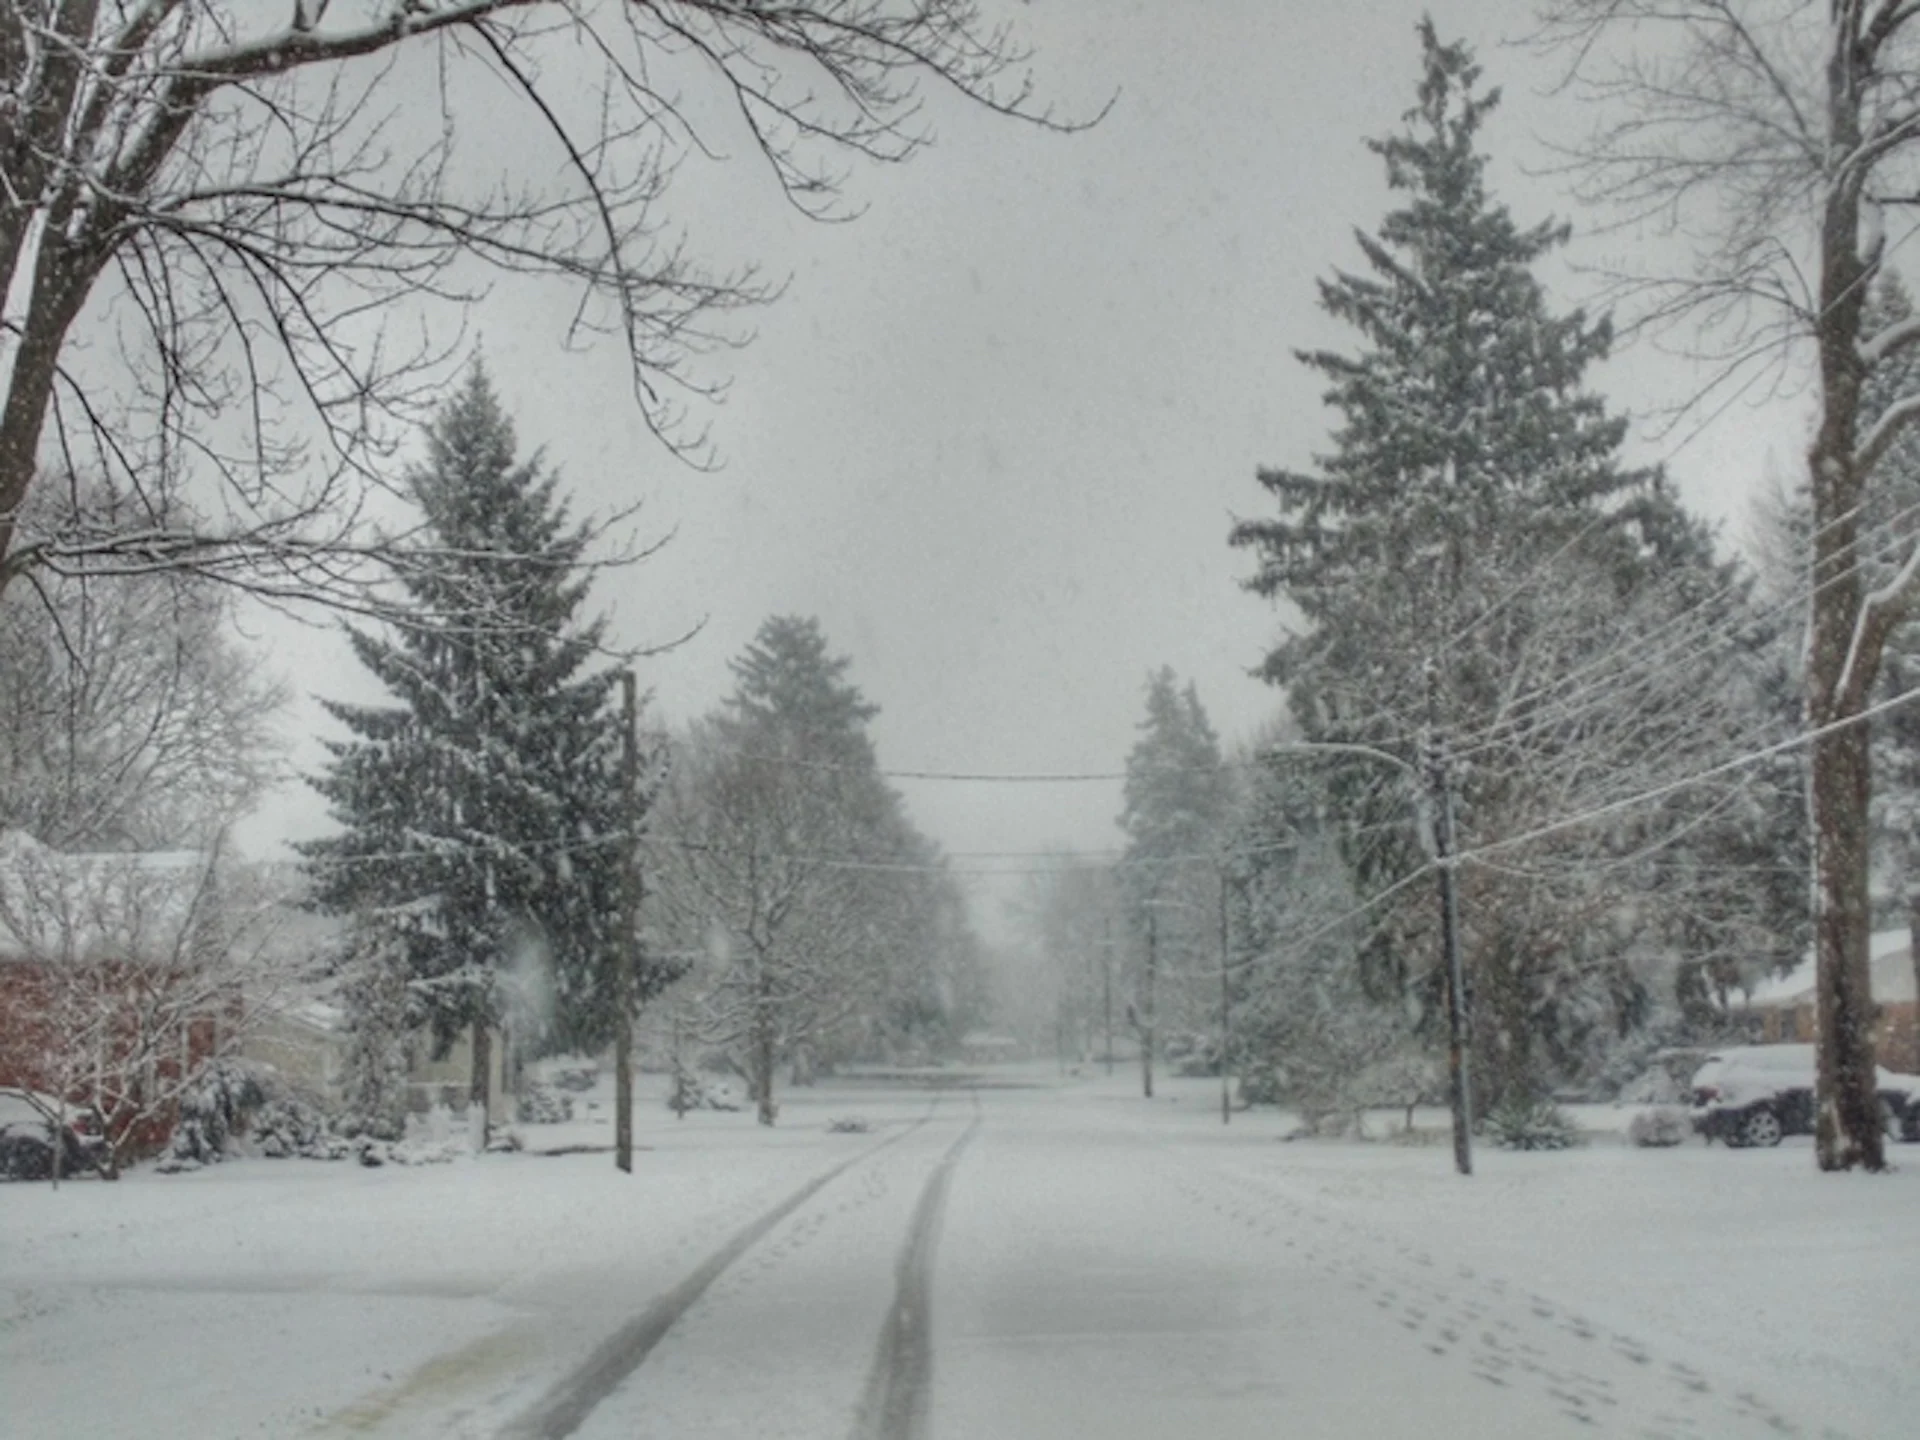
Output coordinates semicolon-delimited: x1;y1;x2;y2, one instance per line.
1880;1071;1920;1142
1689;1045;1920;1147
0;1091;105;1180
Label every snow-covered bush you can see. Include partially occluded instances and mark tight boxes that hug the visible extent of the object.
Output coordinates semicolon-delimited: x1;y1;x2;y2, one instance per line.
515;1081;573;1124
250;1093;346;1159
158;1060;348;1170
1627;1105;1691;1148
354;1137;461;1167
164;1059;267;1167
1484;1096;1584;1151
334;933;412;1141
548;1062;599;1093
1237;1064;1285;1108
668;1073;741;1113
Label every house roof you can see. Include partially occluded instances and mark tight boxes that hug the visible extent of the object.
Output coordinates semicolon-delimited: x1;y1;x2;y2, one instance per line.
0;828;213;965
1747;928;1919;1007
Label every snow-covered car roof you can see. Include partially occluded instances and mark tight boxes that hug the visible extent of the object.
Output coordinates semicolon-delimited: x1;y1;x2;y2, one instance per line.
0;1089;63;1132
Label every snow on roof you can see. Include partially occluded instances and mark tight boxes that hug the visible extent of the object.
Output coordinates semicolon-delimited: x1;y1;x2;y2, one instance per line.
0;827;213;965
1746;928;1918;1007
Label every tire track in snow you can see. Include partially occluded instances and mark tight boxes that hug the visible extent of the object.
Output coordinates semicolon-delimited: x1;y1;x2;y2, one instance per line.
852;1095;981;1440
498;1100;942;1440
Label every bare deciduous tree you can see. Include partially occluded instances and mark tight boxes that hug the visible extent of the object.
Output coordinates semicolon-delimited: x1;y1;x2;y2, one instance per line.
0;3;1073;607
649;716;876;1125
1537;0;1920;1170
0;486;284;848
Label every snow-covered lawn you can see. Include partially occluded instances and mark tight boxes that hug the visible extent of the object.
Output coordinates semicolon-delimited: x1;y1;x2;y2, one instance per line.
3;1077;925;1440
3;1069;1914;1439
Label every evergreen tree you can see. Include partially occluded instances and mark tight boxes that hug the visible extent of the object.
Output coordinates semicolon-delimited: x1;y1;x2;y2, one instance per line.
334;925;413;1141
302;367;644;1136
652;617;911;1123
650;617;981;1117
1117;667;1229;1097
1229;25;1777;1104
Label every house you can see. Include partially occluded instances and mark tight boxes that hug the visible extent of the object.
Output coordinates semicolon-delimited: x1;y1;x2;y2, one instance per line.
241;993;509;1124
958;1030;1024;1065
244;996;350;1101
1745;928;1920;1072
0;829;235;1159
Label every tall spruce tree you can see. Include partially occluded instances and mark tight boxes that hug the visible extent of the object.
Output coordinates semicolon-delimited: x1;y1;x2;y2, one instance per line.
302;368;641;1137
652;616;908;1124
1230;24;1776;1104
1118;667;1229;1098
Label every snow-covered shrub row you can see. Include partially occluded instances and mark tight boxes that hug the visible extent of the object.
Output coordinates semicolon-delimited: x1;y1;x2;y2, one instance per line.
1483;1097;1584;1151
669;1073;741;1113
547;1063;599;1093
161;1059;348;1168
352;1138;462;1167
515;1081;573;1124
1627;1106;1691;1148
158;1064;348;1170
159;1058;474;1171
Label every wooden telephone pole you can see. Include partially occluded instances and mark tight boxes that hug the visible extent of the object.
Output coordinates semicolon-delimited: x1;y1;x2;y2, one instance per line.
1425;661;1473;1177
615;669;639;1174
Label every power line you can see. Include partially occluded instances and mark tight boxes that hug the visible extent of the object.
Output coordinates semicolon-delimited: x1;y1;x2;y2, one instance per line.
1453;679;1920;867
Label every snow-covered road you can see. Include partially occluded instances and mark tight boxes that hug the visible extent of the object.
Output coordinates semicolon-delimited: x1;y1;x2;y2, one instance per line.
5;1072;1913;1439
932;1091;1836;1439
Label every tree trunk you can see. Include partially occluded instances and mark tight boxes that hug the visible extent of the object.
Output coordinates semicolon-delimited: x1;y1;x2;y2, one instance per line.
1809;722;1883;1168
1142;913;1156;1100
470;1021;492;1150
1803;29;1887;1172
753;1023;778;1126
1910;891;1920;1074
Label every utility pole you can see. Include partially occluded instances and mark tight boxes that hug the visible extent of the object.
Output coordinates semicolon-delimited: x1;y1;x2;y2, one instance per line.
1425;660;1473;1177
1142;909;1156;1100
616;669;639;1174
1103;918;1114;1076
1219;866;1231;1126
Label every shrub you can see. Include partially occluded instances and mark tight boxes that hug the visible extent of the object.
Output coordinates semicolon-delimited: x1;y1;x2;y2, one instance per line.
515;1081;573;1124
164;1059;267;1166
1627;1105;1690;1148
157;1061;347;1170
668;1073;741;1113
1484;1096;1583;1151
549;1063;599;1093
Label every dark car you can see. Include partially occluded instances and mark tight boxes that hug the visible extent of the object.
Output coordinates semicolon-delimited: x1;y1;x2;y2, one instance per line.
0;1091;105;1180
1689;1045;1920;1147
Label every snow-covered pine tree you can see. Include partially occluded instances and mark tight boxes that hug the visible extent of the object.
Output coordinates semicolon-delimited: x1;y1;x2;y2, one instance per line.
1229;23;1773;1105
1118;668;1229;1098
651;616;935;1124
302;366;645;1140
334;924;413;1141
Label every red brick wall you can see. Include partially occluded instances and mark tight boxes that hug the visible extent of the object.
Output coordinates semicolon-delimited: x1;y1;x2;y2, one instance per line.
0;959;225;1158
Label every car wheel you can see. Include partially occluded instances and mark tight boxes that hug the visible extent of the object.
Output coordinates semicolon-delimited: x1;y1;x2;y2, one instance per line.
1881;1098;1902;1137
1741;1106;1784;1148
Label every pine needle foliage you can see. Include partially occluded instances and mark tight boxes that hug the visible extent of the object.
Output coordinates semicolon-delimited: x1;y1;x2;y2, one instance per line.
302;367;644;1062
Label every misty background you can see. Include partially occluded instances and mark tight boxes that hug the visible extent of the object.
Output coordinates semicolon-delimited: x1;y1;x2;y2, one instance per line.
230;1;1798;935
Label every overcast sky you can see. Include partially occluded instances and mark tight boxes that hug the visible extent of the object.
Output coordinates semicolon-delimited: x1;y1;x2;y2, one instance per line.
238;1;1806;930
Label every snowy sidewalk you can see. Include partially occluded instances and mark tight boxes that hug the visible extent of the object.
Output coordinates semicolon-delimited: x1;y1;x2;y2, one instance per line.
1;1086;935;1440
